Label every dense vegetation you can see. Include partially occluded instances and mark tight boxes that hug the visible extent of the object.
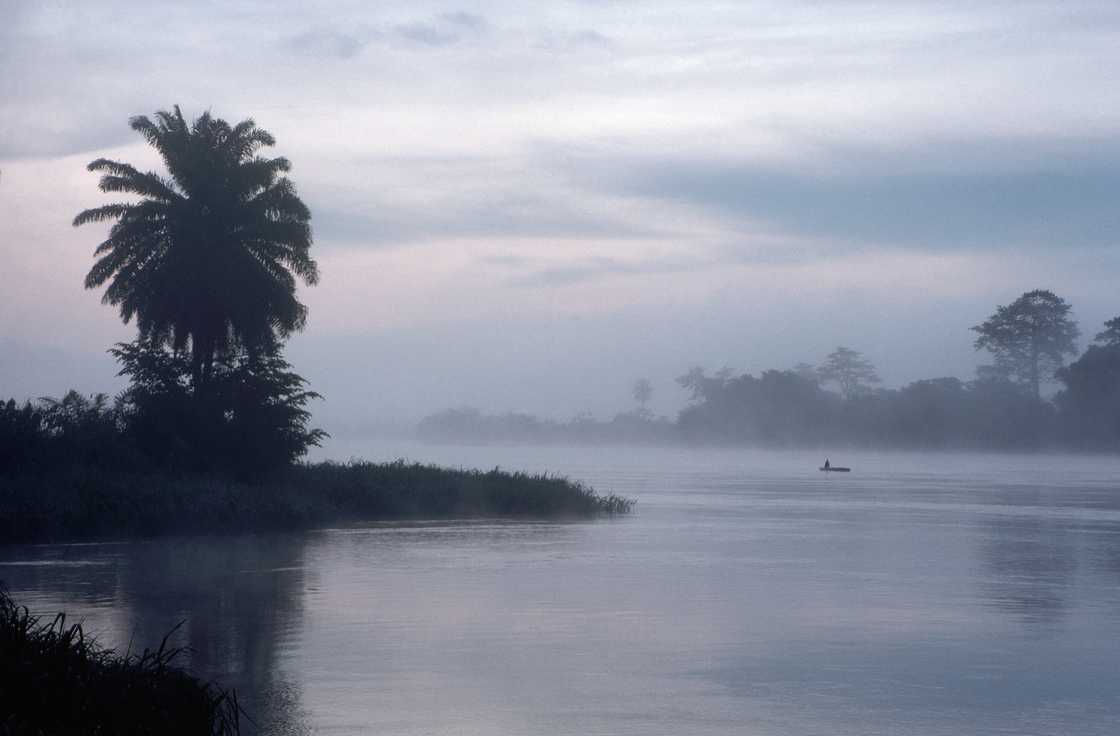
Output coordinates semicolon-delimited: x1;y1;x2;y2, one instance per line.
1;348;323;481
0;460;631;544
0;379;630;545
420;290;1120;452
0;588;241;735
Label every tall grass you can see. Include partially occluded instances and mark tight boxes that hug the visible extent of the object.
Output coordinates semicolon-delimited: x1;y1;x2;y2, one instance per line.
0;460;633;544
294;460;633;518
0;587;241;735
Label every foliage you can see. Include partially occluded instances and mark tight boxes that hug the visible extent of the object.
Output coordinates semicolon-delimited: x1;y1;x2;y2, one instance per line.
0;345;324;480
0;588;241;735
632;378;653;407
0;391;140;477
1055;344;1120;447
291;461;633;518
961;369;1055;448
73;106;319;389
817;346;881;399
792;362;819;384
0;462;632;544
1095;316;1120;348
671;360;1058;449
0;399;45;476
676;366;733;402
112;339;326;478
677;368;838;444
972;289;1080;399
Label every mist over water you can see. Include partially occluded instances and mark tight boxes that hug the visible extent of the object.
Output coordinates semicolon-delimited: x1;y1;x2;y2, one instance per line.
5;446;1120;735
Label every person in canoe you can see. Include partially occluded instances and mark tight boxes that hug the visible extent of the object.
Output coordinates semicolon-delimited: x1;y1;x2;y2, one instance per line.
824;458;830;470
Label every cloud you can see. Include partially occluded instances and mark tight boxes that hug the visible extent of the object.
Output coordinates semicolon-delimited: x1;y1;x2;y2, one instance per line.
283;12;488;57
535;28;615;53
566;135;1120;252
391;12;488;46
302;151;663;249
311;194;654;249
285;29;371;59
438;11;487;32
504;254;710;287
0;119;134;160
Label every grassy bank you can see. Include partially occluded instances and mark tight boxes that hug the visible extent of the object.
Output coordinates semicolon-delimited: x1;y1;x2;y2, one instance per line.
0;588;240;735
0;460;633;544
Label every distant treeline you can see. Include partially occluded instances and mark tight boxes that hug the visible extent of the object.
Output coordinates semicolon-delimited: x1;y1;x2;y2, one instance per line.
673;366;1068;450
418;407;677;445
419;290;1120;451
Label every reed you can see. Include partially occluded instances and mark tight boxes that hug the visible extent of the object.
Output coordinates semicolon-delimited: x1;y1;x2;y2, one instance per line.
0;460;633;544
0;587;241;735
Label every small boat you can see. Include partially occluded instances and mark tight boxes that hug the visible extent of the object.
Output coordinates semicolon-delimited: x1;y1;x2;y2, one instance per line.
819;466;850;472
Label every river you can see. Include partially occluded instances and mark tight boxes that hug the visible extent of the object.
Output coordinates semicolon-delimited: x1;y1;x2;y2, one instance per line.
3;445;1120;734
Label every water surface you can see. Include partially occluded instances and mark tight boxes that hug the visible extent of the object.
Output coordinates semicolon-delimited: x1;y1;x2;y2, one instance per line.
4;446;1120;734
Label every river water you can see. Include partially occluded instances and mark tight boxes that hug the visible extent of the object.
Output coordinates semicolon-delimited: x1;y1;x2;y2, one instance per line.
3;445;1120;735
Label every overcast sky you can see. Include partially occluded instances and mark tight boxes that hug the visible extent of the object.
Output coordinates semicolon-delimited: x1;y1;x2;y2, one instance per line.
2;0;1119;434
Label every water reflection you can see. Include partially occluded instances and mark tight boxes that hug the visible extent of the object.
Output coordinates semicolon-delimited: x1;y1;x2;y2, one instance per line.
978;516;1077;626
1;534;312;735
120;535;311;735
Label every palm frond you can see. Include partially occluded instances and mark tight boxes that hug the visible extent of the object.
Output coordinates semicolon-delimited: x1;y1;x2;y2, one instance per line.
73;203;131;227
77;105;319;364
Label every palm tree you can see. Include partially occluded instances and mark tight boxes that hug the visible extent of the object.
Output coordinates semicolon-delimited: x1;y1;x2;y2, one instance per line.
74;106;318;389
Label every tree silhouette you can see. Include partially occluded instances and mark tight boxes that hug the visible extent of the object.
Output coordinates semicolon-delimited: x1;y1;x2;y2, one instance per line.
1056;344;1120;445
817;346;880;399
972;290;1079;400
1095;316;1120;348
74;106;319;390
793;362;818;384
632;378;653;412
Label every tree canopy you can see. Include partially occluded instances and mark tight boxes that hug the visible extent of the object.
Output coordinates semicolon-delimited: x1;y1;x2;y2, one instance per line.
1095;316;1120;348
632;378;653;408
74;106;319;389
971;289;1079;399
817;346;881;399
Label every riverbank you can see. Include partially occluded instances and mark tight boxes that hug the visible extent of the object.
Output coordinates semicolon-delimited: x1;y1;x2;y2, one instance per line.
0;588;241;734
0;460;632;544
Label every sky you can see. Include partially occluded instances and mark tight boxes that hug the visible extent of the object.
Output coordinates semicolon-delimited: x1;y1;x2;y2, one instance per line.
2;0;1120;434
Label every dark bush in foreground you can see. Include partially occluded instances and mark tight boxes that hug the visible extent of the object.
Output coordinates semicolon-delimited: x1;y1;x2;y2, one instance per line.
0;588;240;735
0;461;633;544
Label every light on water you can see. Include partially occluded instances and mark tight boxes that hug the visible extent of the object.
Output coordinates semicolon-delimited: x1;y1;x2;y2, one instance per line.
5;446;1120;735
